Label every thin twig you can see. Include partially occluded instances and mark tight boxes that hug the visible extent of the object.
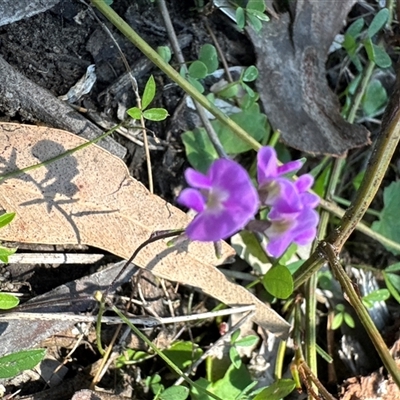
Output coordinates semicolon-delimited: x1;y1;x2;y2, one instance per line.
157;0;228;159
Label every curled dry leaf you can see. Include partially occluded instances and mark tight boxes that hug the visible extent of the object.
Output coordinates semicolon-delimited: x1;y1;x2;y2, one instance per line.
0;123;290;338
248;0;370;156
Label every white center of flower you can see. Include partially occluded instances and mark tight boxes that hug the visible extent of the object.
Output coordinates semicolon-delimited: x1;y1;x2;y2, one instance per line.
205;187;229;212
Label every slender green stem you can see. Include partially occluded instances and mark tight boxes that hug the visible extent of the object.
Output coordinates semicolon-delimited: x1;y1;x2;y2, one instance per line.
345;60;375;124
91;0;261;152
322;242;400;388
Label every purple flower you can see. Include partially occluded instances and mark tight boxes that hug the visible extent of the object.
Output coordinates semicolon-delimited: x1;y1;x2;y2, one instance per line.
255;146;320;257
264;176;320;257
177;159;258;242
257;146;303;206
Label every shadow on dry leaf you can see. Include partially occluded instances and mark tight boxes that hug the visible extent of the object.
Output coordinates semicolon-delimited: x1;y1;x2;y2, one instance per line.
0;123;290;338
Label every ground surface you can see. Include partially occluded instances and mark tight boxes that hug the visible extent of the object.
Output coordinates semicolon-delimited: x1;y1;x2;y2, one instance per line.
0;1;399;399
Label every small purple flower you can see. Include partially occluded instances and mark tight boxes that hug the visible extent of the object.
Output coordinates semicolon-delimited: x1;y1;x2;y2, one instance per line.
257;146;303;206
255;146;320;257
264;176;320;257
177;159;258;242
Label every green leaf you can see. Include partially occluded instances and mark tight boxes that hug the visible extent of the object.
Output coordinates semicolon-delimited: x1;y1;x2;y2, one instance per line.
386;262;400;273
365;38;392;68
157;46;172;63
199;44;218;74
346;17;365;38
142;75;156;110
386;272;400;292
162;341;203;371
0;293;19;310
181;127;219;173
343;313;355;328
383;271;400;304
0;212;15;229
234;335;259;347
352;170;365;191
331;312;343;330
246;12;263;32
127;107;142;120
246;0;265;12
192;363;252;400
0;349;46;379
362;289;390;308
236;7;245;30
160;386;189;400
216;82;240;99
246;9;270;22
229;346;241;369
253;379;296;400
343;34;357;55
367;8;389;38
372;44;392;68
263;264;294;299
142;108;169;121
242;65;258;82
146;374;164;396
230;329;241;344
210;104;269;153
371;181;400;254
188;60;208;79
0;246;17;263
188;76;205;93
362;79;387;116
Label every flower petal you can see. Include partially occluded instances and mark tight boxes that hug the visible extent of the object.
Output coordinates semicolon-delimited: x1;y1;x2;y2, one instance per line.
257;147;277;185
177;188;205;213
181;158;259;242
266;234;292;258
295;174;314;192
185;168;211;189
276;160;303;176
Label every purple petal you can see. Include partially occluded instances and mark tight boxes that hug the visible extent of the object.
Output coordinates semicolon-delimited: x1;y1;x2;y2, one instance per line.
185;168;211;189
182;158;259;242
295;174;314;192
186;207;250;241
266;234;292;258
177;188;205;213
276;160;303;176
210;159;259;216
269;179;302;213
301;192;320;208
257;147;277;185
291;209;319;244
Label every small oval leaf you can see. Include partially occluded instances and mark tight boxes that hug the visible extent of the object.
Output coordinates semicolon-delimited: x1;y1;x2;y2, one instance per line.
0;293;19;310
142;108;169;121
199;44;218;74
142;75;156;110
0;213;15;229
159;386;189;400
253;379;296;400
126;107;142;120
263;264;293;299
368;8;389;38
188;60;208;79
0;349;46;379
243;65;258;82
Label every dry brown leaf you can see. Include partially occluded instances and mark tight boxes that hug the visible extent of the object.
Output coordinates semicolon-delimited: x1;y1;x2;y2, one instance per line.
0;123;290;338
248;0;370;156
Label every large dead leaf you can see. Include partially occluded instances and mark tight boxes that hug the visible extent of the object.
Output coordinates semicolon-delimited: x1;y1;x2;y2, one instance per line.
248;0;370;156
0;123;290;338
